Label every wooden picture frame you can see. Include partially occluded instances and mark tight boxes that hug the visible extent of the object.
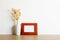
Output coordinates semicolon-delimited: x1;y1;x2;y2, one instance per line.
21;23;37;35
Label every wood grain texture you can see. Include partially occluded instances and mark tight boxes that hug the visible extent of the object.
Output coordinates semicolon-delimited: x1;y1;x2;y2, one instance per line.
0;35;60;40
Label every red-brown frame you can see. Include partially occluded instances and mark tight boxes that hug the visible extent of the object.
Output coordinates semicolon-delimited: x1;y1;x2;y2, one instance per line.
21;23;37;35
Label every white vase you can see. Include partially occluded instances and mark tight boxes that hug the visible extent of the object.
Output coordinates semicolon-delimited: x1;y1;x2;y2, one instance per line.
16;24;20;35
16;20;21;35
12;20;21;35
14;20;19;35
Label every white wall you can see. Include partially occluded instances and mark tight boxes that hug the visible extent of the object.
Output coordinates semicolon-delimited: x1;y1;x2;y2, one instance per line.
0;0;60;35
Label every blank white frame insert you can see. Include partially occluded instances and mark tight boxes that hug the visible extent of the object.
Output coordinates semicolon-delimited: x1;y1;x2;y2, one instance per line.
24;25;34;32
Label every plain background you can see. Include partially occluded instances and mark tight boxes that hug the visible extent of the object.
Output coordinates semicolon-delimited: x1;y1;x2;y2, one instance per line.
0;0;60;35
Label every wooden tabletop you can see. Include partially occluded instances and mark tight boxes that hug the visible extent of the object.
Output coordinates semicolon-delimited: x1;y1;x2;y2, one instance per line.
0;35;60;40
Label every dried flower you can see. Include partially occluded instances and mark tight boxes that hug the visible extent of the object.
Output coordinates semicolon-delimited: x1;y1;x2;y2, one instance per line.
12;8;21;20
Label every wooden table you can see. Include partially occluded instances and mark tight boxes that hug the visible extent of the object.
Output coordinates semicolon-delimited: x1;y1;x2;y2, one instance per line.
0;35;60;40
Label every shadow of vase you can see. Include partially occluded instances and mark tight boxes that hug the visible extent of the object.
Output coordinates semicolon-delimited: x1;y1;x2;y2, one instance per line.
12;25;17;35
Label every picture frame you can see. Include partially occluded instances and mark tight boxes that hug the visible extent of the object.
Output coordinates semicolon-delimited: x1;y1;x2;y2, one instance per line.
21;23;37;35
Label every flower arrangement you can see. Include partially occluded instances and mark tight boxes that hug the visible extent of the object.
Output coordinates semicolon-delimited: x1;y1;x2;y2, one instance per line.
12;8;21;25
12;8;21;35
